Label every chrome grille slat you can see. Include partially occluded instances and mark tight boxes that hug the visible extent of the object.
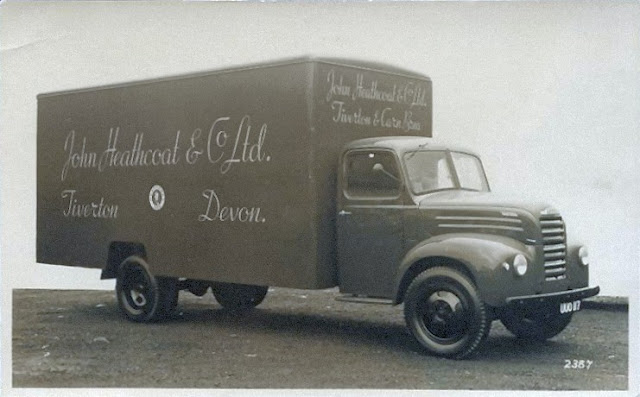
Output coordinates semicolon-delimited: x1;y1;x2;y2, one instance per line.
543;243;566;252
542;227;564;235
544;259;566;267
540;214;567;281
545;267;566;276
544;251;565;260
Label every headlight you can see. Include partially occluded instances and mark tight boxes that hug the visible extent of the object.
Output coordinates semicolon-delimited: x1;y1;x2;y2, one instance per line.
578;246;589;266
513;254;528;276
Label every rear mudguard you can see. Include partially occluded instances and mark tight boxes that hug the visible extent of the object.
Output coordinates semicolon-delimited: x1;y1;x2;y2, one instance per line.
394;233;536;307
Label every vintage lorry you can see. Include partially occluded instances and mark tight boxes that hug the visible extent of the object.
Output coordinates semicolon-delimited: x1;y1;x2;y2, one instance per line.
37;58;599;358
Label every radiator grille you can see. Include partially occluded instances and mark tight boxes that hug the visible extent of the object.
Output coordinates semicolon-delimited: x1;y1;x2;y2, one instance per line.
541;215;567;281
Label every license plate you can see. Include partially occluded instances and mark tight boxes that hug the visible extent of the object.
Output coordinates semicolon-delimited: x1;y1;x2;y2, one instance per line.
559;300;581;314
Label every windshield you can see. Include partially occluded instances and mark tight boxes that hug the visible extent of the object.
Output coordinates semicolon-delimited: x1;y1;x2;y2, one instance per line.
404;151;489;195
451;152;489;191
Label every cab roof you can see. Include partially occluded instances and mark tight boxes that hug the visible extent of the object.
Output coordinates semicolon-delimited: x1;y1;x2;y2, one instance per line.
343;136;479;157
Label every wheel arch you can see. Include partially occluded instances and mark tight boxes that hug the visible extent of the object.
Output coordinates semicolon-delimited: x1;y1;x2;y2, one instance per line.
394;256;476;304
393;234;526;305
102;241;147;279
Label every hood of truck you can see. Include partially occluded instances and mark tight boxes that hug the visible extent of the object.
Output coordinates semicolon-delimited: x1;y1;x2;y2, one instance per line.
418;190;553;216
416;190;559;245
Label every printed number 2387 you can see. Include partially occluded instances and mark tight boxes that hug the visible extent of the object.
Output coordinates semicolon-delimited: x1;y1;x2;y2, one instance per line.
564;359;593;370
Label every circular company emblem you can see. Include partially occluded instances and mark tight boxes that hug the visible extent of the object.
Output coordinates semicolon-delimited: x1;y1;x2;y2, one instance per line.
149;185;165;211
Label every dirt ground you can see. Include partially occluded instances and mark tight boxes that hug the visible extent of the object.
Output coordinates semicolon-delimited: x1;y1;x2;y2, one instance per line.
12;288;628;390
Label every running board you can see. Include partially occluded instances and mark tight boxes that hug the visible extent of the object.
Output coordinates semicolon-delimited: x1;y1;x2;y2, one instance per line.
335;295;393;305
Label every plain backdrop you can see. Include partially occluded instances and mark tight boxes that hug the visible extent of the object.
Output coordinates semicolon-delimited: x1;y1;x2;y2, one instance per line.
1;2;639;396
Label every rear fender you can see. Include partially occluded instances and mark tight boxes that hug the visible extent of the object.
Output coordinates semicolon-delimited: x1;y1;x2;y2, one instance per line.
102;242;147;279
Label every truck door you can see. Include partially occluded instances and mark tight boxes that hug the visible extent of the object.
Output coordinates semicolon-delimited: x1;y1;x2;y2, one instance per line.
337;149;404;298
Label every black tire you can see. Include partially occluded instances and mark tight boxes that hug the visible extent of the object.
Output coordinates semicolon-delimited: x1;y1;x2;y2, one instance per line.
404;267;489;359
115;256;176;322
500;308;572;341
212;283;268;311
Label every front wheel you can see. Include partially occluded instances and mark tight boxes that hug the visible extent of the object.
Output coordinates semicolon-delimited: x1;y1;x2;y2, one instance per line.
500;308;572;341
212;283;268;311
404;267;489;359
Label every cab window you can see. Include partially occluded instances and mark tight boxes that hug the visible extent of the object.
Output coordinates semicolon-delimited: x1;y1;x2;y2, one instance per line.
344;150;401;199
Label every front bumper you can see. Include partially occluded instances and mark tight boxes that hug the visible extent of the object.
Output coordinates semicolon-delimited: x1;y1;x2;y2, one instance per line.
506;285;600;310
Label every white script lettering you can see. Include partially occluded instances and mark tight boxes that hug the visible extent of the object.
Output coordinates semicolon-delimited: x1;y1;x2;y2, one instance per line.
198;189;265;223
61;189;118;219
326;69;351;102
331;101;372;126
205;116;270;174
98;128;180;171
60;128;181;181
61;130;98;181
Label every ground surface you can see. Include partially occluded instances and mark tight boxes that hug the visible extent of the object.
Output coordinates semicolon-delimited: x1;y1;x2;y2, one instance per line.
12;288;628;390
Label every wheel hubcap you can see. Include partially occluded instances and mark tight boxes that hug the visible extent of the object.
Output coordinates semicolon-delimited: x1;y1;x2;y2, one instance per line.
121;266;151;313
421;290;467;341
130;284;147;307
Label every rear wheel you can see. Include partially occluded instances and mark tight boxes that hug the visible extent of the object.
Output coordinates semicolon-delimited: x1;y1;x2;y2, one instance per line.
212;283;268;311
404;267;489;359
116;256;177;322
500;308;572;340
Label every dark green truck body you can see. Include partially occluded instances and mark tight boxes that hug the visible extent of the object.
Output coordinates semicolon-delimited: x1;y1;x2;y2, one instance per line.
37;58;598;358
37;58;431;290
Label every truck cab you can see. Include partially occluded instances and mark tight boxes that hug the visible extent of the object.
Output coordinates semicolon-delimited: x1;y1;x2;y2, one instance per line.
336;136;599;357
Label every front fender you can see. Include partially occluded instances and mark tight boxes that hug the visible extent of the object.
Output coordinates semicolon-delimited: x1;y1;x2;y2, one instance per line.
395;233;535;307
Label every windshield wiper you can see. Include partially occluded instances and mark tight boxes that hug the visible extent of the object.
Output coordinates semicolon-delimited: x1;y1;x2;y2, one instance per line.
406;141;430;161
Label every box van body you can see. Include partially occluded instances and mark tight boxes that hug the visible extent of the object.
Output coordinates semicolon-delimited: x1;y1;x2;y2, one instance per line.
37;58;431;290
